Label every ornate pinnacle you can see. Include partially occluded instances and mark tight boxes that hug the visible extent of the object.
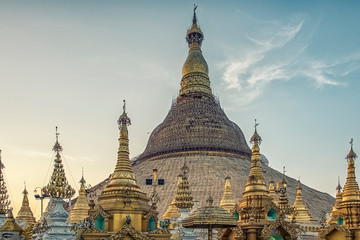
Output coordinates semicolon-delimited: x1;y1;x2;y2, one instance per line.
52;126;63;153
0;150;11;214
109;99;136;186
80;168;86;188
174;163;193;209
346;138;357;160
336;176;342;191
192;4;198;24
186;5;203;47
250;119;262;144
43;128;75;199
342;139;360;201
118;100;131;128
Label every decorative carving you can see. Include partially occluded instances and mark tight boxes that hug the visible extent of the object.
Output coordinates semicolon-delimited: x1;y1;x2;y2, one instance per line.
106;223;153;240
261;218;298;240
318;224;352;239
90;206;110;221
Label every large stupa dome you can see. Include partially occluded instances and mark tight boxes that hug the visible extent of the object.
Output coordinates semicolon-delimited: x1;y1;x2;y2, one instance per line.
136;12;251;163
131;10;333;220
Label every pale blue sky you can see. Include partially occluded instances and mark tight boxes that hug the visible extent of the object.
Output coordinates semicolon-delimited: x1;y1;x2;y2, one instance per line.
0;1;360;218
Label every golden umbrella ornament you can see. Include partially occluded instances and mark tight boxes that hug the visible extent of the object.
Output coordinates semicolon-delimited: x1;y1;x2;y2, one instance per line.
182;195;238;240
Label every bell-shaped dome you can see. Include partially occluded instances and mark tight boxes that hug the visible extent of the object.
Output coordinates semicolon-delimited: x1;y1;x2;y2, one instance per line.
136;9;250;162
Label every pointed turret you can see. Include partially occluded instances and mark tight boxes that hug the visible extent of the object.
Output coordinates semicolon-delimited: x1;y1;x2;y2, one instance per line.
180;5;211;98
43;127;75;199
0;150;11;215
108;100;137;187
219;176;235;213
278;168;289;210
174;163;194;210
331;178;342;215
268;170;278;204
290;180;317;223
70;170;90;224
97;100;150;232
243;120;267;196
341;138;360;202
15;185;36;227
162;175;181;219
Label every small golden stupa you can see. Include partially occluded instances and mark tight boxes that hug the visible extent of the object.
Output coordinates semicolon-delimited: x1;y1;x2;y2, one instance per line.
219;176;236;213
89;100;151;233
15;186;36;228
70;171;90;224
290;180;317;223
161;175;181;219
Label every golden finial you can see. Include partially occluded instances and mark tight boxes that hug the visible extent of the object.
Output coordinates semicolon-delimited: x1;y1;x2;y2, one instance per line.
347;138;357;159
52;126;63;153
250;119;262;144
193;4;198;23
336;176;342;191
80;167;86;186
186;5;203;47
118;99;131;127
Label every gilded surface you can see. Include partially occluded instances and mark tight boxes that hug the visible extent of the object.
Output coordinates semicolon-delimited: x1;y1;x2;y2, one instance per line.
290;180;317;223
43;128;75;199
15;187;36;227
70;174;90;223
174;163;194;209
219;176;236;213
94;101;150;234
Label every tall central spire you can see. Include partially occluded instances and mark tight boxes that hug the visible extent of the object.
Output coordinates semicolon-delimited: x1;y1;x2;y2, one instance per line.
109;100;137;186
180;5;212;98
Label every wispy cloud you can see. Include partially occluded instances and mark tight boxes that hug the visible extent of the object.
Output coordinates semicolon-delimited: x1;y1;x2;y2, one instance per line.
221;18;360;106
2;144;97;163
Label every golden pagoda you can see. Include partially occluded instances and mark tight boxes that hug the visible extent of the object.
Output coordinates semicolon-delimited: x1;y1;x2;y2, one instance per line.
70;171;90;224
80;101;171;240
220;121;298;240
161;175;181;219
219;176;236;213
43;127;76;200
319;139;360;240
15;186;36;228
290;180;317;224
